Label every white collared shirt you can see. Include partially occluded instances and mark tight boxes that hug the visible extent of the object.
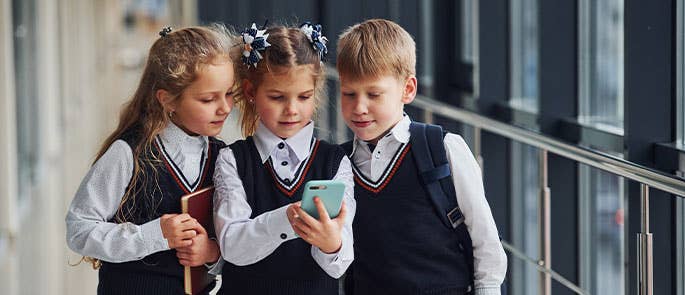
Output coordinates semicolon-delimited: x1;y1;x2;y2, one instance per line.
157;123;208;186
349;116;507;295
65;123;222;273
213;121;356;278
253;121;315;181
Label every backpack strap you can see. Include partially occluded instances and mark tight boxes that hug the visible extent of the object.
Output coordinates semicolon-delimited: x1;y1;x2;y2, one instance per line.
410;122;476;292
409;122;465;229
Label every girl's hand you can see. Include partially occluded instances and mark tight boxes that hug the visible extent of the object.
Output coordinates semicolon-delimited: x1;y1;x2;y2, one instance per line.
175;225;221;267
160;214;199;249
287;198;347;254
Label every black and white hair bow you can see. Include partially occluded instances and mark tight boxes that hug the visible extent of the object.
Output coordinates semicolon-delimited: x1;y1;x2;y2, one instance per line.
241;23;271;67
299;22;328;60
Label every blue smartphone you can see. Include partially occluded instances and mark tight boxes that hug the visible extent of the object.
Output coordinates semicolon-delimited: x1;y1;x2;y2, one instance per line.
300;180;345;219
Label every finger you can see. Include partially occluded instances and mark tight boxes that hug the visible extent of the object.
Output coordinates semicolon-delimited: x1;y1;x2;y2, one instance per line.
294;205;319;226
180;218;200;231
194;224;208;235
292;226;308;240
173;213;193;223
286;205;298;220
176;247;192;254
292;218;313;234
314;197;331;222
334;200;347;224
172;239;193;248
286;213;297;225
177;230;197;240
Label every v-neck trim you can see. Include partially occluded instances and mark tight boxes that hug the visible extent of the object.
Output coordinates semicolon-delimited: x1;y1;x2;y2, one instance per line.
351;142;411;194
155;136;210;194
264;138;319;197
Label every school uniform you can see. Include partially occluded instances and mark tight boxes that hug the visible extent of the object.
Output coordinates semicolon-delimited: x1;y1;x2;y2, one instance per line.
213;121;356;295
345;115;507;295
66;123;225;295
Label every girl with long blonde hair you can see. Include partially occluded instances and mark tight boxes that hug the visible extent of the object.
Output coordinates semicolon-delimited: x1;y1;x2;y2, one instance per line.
66;24;235;294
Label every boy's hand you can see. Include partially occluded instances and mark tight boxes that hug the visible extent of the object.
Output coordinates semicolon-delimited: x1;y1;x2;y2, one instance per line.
288;198;347;254
175;225;221;267
160;214;199;249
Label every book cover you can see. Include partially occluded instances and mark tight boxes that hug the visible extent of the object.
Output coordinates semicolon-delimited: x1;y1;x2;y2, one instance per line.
181;186;217;295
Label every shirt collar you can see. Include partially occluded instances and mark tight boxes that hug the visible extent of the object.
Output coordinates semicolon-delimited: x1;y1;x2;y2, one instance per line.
352;114;411;155
254;121;315;163
159;122;208;152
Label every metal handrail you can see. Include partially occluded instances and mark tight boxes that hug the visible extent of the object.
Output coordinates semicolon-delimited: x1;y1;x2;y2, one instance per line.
501;241;589;295
323;67;674;294
411;95;685;198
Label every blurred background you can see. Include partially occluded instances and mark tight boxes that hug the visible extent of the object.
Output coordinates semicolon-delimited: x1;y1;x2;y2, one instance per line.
1;0;684;294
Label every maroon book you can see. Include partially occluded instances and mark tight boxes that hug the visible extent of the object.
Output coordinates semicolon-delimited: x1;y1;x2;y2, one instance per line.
181;186;216;295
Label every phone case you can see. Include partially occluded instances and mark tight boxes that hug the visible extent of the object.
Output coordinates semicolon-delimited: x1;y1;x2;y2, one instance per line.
300;180;345;219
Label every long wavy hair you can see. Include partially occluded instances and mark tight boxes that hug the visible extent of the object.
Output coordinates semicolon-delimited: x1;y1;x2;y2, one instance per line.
81;24;235;269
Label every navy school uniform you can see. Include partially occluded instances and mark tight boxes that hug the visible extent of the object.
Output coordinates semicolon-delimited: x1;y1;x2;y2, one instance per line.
215;122;355;295
342;116;507;295
66;123;225;295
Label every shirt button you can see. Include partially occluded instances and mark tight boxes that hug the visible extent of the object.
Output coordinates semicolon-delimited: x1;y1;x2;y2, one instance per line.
374;153;381;159
284;178;291;184
278;142;285;149
281;161;288;166
280;233;287;239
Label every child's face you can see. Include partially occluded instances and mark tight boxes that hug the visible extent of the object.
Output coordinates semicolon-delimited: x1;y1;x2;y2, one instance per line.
172;60;235;136
249;65;317;139
340;74;416;144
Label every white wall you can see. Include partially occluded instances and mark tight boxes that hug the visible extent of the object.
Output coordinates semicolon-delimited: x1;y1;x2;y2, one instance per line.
0;1;203;294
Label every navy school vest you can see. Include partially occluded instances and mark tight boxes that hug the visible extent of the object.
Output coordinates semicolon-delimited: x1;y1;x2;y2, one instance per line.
98;128;225;294
219;136;346;295
342;133;472;295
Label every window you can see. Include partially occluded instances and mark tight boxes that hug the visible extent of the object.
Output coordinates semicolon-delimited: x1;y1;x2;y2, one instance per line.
677;1;685;293
418;0;434;95
461;0;475;65
578;0;624;133
458;0;479;148
509;0;539;113
459;0;478;97
678;0;685;146
578;1;626;292
12;0;38;206
510;142;540;295
579;165;626;295
678;195;685;295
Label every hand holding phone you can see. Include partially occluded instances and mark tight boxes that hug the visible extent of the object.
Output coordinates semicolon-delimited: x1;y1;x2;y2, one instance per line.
287;180;347;253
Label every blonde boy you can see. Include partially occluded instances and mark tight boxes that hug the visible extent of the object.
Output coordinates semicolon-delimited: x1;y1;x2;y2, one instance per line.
337;19;507;295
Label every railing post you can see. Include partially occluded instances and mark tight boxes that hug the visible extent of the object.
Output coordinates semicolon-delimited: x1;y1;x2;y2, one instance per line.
539;149;552;295
637;184;653;295
474;126;483;169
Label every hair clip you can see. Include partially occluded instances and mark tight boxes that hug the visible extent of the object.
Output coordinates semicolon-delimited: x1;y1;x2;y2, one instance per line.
299;22;328;60
159;26;173;37
241;23;271;68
